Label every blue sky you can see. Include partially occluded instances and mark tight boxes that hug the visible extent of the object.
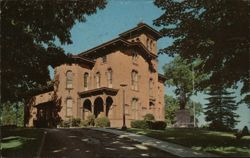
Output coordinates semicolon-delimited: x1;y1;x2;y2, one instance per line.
51;0;249;129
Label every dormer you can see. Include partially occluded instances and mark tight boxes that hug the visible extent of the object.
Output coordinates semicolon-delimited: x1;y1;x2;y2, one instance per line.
119;23;162;55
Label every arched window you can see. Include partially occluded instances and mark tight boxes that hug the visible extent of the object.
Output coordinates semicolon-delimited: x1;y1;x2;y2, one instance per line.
107;68;112;88
149;101;155;109
131;70;138;90
84;72;89;90
146;39;150;49
102;55;107;63
131;98;138;110
150;40;153;51
66;98;73;117
132;50;138;62
66;70;73;89
149;78;153;96
96;72;101;88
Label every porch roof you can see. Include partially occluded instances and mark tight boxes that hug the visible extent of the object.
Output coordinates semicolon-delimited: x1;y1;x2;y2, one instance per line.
78;87;119;98
34;100;54;108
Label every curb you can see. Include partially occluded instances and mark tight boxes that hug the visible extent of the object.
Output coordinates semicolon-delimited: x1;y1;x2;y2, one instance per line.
37;130;47;158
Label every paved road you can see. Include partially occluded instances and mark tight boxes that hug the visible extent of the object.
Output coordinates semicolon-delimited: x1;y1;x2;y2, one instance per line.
40;128;177;158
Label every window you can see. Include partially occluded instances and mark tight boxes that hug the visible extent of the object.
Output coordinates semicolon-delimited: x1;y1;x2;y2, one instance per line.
132;51;138;62
150;40;153;51
149;78;153;96
66;70;73;89
149;101;155;109
66;98;73;117
146;39;150;49
131;70;138;90
107;68;112;88
96;72;101;88
131;98;138;110
84;72;89;90
102;55;107;63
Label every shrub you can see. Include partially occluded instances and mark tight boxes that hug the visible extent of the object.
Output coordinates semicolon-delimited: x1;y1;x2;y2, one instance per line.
60;120;70;128
131;120;150;129
86;114;95;126
80;120;89;127
71;118;81;127
150;121;166;130
144;114;155;121
95;117;110;127
242;126;249;135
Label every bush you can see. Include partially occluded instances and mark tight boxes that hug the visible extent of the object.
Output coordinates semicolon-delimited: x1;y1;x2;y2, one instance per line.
131;120;150;129
80;120;89;127
86;114;95;126
71;118;81;127
144;114;155;121
60;120;70;128
242;126;249;135
95;117;110;127
150;121;166;130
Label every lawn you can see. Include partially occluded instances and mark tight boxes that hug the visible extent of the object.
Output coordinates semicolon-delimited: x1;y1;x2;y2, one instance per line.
1;127;44;158
126;128;250;157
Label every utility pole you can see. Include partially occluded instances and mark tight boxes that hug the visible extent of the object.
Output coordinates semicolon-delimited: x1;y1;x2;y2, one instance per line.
120;83;127;130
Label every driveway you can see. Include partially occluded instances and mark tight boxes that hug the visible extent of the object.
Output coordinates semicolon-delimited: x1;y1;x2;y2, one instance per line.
40;128;177;157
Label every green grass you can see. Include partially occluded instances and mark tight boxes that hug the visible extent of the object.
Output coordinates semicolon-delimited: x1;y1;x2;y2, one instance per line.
1;128;44;158
126;128;250;157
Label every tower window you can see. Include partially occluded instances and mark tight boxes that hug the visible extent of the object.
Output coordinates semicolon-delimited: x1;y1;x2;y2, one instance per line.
66;70;73;89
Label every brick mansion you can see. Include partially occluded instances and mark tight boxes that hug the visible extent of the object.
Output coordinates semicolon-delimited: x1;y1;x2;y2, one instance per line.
27;23;166;127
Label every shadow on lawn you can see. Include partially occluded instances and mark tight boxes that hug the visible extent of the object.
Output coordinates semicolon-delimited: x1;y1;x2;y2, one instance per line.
1;128;44;158
128;128;250;157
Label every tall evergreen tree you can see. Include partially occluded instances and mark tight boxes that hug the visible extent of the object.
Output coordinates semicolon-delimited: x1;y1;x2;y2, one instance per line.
205;88;239;131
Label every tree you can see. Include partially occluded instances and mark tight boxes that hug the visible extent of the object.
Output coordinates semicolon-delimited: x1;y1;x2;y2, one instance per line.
204;88;239;131
0;102;24;126
163;56;206;109
154;0;250;106
1;0;107;103
165;95;203;126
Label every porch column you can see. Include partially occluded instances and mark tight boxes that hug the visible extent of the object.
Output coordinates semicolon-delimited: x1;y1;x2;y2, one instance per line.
103;94;107;117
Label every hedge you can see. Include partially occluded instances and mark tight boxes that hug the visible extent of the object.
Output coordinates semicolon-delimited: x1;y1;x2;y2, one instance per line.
131;120;166;130
95;117;110;127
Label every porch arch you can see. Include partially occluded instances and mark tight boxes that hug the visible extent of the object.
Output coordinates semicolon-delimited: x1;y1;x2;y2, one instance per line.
83;99;92;119
94;97;104;118
106;96;113;117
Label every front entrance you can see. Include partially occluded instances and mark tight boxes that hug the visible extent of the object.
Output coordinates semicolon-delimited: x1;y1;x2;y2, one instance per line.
82;96;114;119
34;102;58;128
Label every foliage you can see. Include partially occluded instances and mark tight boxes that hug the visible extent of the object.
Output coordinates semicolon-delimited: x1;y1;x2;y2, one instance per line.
1;0;107;103
165;95;203;126
143;114;155;121
131;120;150;129
71;118;81;127
131;120;166;130
242;126;249;136
163;56;206;109
86;114;96;126
205;88;239;131
164;95;179;125
150;121;166;130
0;102;24;127
154;0;250;106
80;120;89;127
95;117;110;127
59;120;71;128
